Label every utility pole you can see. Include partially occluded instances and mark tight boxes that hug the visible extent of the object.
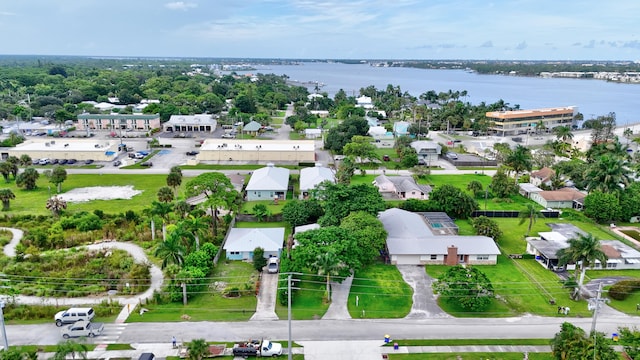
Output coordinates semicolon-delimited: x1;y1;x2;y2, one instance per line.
288;274;292;360
591;282;603;360
0;300;8;350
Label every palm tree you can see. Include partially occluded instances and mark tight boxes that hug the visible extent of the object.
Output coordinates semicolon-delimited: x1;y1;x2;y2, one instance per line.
19;154;32;167
554;125;574;143
16;167;39;190
518;204;544;237
624;127;633;146
180;215;209;250
150;200;174;241
504;145;532;184
0;188;15;210
174;200;191;219
0;162;12;183
157;186;174;203
167;171;182;197
312;251;346;302
557;233;608;299
155;232;186;269
186;338;210;360
46;196;67;217
53;339;88;360
585;154;630;193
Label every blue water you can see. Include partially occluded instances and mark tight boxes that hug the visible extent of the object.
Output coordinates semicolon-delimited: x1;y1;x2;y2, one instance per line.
235;62;640;125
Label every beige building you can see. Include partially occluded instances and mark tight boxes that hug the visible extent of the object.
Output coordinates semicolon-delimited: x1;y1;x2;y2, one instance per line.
77;114;161;132
197;139;315;163
486;106;576;136
5;139;121;161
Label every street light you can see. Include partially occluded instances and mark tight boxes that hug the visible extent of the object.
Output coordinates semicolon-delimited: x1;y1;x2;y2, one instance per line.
256;145;262;163
293;145;299;162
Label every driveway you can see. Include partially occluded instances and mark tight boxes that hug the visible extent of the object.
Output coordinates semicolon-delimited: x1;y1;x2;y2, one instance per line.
396;265;449;319
322;275;353;320
250;272;279;321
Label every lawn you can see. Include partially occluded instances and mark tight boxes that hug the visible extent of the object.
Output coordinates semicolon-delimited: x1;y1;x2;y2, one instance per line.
128;261;257;322
347;263;413;318
385;339;551;346
387;353;553;360
275;272;330;320
2;174;188;216
240;200;290;215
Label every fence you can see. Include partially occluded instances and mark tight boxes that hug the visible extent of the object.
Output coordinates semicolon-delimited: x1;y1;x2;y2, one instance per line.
213;216;236;266
471;210;560;218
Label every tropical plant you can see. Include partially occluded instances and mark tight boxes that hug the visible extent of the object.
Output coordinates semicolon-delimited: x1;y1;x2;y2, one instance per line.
252;203;271;222
186;338;210;360
167;171;183;197
557;233;608;299
16;167;39;190
48;166;67;193
433;265;494;311
185;172;238;237
554;125;574;143
253;247;267;272
53;339;88;360
0;188;15;211
518;204;544;237
585;154;630;193
180;215;209;250
504;145;532;183
550;322;617;360
157;186;175;203
150;200;174;241
155;232;187;269
466;180;483;197
18;154;32;167
312;251;346;302
0;162;12;183
471;216;502;240
46;196;67;217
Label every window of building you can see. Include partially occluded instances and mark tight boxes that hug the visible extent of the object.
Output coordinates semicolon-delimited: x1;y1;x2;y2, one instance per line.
430;255;437;260
230;251;240;255
476;255;489;260
607;262;617;269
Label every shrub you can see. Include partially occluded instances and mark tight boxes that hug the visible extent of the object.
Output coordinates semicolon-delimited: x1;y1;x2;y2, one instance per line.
609;279;640;300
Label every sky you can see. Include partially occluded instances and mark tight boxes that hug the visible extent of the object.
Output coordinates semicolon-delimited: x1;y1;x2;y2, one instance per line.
0;0;639;60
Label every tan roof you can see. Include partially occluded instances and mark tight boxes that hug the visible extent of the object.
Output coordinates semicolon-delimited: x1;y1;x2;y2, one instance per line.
531;167;555;180
538;188;585;201
601;244;622;259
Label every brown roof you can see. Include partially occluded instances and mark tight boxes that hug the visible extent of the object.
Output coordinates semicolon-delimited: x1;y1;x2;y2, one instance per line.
538;188;585;201
601;244;622;259
531;167;555;180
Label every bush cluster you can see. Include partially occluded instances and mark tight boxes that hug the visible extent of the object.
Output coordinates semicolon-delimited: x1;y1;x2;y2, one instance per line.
608;279;640;300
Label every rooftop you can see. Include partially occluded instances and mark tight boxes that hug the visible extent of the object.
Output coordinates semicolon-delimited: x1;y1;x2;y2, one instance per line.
10;139;119;152
200;139;315;152
486;106;576;119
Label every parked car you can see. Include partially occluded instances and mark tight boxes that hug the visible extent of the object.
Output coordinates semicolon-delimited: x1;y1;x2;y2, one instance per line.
113;160;122;167
221;133;235;139
445;153;458;160
54;307;95;327
38;158;50;165
51;159;59;165
417;159;426;166
134;153;145;159
31;159;39;165
58;159;68;165
61;320;103;339
140;162;153;167
186;151;199;156
67;159;77;164
267;257;279;274
232;340;282;358
383;154;390;161
84;159;94;165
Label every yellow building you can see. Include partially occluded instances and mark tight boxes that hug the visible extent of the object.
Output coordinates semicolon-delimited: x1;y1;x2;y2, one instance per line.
5;139;121;161
197;139;315;163
486;106;576;136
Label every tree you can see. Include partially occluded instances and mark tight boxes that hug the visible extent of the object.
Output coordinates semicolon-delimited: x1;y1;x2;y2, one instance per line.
16;167;39;190
400;146;419;168
0;347;37;360
155;232;186;269
429;184;478;219
46;196;67;217
185;172;238;237
335;156;356;185
619;326;640;360
282;199;324;232
180;215;209;250
324;117;369;153
433;265;494;311
313;251;346;301
0;188;15;211
291;226;359;279
166;171;183;197
550;322;617;360
471;216;502;240
186;338;210;360
585;154;630;193
0;162;12;183
48;166;67;193
554;125;574;143
518;204;544;237
394;135;413;155
53;339;88;360
252;203;271;222
624;127;634;145
5;157;19;179
557;233;608;299
583;191;620;223
466;180;483;197
253;247;267;272
342;135;379;164
151;200;174;241
504;145;532;183
340;211;387;266
490;168;517;198
18;154;32;167
313;182;386;227
157;186;175;203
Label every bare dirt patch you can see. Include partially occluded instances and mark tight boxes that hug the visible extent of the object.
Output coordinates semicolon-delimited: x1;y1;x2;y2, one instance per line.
58;186;143;203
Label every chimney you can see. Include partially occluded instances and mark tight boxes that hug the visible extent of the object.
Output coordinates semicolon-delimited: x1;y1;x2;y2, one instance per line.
446;245;458;266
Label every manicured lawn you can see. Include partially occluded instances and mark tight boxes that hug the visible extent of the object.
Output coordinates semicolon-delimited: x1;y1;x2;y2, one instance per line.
275;273;329;320
2;174;188;216
128;261;257;322
240;200;289;215
387;353;553;360
424;174;492;189
605;287;640;315
347;264;412;318
386;339;551;346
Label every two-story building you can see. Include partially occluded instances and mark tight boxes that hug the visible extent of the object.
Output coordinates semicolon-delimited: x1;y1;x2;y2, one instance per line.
410;141;442;163
76;113;161;133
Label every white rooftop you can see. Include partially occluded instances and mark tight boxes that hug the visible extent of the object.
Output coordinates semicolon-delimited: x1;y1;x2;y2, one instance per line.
200;139;315;152
166;114;216;125
11;139;120;152
245;165;290;191
223;228;285;252
299;165;335;191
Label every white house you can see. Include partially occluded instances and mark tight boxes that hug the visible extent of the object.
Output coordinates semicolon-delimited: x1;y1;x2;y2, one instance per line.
304;128;322;139
379;208;500;265
356;95;374;109
245;164;290;201
410;141;442;163
530;188;586;209
223;228;285;260
373;175;432;200
299;164;335;199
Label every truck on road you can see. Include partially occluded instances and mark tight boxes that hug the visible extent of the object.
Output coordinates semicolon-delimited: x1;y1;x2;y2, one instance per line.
61;320;104;339
232;339;282;357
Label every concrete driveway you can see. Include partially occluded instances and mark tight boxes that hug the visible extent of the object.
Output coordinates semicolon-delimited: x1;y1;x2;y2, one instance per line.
250;272;279;321
396;265;449;319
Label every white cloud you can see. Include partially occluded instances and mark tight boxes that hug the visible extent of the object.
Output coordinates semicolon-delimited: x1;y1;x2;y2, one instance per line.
0;11;16;16
165;2;197;11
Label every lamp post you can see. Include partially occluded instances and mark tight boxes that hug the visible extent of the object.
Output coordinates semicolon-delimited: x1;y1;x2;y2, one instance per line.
256;145;262;164
293;145;299;163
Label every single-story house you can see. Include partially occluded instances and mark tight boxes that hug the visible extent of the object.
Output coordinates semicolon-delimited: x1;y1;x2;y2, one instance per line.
163;114;217;133
373;175;432;200
519;183;543;199
299;164;335;199
393;121;410;137
368;126;395;147
304;128;322;139
530;167;555;187
410;141;442;163
245;164;290;201
223;227;285;260
242;121;262;136
309;110;329;118
356;95;374;109
379;208;500;265
530;188;586;209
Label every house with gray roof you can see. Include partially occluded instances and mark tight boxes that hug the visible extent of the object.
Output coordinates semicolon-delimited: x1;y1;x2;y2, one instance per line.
410;141;441;163
163;114;217;133
373;175;432;200
299;164;335;199
243;120;262;135
379;208;500;265
223;227;285;260
245;164;290;201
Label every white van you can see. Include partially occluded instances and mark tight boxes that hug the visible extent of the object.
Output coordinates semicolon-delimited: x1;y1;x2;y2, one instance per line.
55;307;95;327
267;257;279;274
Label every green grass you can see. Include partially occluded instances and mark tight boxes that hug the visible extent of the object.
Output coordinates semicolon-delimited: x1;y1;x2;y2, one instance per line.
106;344;135;350
128;261;257;322
11;344;97;352
240;200;289;215
347;263;413;318
387;353;553;360
275;273;329;320
385;339;551;346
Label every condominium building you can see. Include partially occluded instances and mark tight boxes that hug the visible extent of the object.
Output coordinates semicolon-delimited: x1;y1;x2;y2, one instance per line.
485;106;577;136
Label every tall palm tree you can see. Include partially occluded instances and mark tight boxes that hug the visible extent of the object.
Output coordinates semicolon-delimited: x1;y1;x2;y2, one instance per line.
585;154;631;193
174;200;191;219
312;251;346;302
557;233;608;299
167;171;183;197
157;186;174;203
518;204;544;237
0;188;15;210
46;196;67;217
504;145;532;184
150;201;174;241
0;162;12;183
180;215;209;250
554;125;574;143
155;232;186;269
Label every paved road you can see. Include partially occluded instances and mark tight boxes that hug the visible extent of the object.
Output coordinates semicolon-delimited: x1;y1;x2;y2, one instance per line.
396;265;449;319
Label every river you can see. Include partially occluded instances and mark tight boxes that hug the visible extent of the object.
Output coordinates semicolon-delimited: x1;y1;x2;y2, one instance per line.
231;62;640;125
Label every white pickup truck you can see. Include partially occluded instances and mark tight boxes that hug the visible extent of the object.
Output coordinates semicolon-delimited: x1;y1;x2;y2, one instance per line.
232;339;282;357
61;320;104;339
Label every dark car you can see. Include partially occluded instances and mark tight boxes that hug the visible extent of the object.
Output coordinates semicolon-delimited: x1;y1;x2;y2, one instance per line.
186;151;199;156
58;159;68;165
67;159;77;164
51;159;59;165
383;154;391;161
84;159;94;165
418;159;426;166
140;162;153;167
32;159;39;165
113;160;122;167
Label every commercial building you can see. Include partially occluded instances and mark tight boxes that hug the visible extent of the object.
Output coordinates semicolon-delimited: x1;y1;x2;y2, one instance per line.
196;139;315;163
4;139;120;162
163;114;217;133
485;106;577;136
76;114;161;133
